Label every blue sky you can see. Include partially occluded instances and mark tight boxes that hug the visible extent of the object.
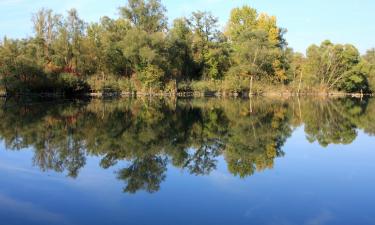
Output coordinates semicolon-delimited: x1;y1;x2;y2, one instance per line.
0;0;373;53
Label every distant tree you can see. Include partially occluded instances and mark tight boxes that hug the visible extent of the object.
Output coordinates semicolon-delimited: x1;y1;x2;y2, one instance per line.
119;0;167;33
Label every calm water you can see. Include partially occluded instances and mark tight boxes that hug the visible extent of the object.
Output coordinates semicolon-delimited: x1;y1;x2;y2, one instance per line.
0;97;375;225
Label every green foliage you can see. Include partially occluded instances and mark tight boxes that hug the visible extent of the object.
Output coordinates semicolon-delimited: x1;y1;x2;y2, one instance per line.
119;0;167;33
226;6;258;42
203;41;231;80
167;18;195;80
0;1;373;95
361;48;375;92
118;78;136;93
58;73;88;92
223;76;252;93
226;6;289;85
190;80;221;93
303;41;364;91
87;74;120;93
138;64;164;91
338;66;368;93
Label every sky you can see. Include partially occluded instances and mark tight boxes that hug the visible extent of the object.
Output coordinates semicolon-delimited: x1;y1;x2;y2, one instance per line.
0;0;373;53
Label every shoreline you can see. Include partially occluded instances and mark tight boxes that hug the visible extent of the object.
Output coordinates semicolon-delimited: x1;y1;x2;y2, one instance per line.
1;91;373;99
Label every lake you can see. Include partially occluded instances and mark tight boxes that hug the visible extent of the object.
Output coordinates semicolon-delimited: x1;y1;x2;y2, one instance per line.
0;97;374;225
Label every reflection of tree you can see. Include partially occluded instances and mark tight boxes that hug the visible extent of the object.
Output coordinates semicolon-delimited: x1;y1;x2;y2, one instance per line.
355;98;375;135
183;144;222;175
33;136;86;178
0;100;87;177
117;156;167;194
0;97;372;194
302;99;360;147
182;108;228;175
224;102;291;177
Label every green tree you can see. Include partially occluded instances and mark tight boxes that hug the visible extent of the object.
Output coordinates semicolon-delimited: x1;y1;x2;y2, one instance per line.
225;6;289;94
188;11;227;80
304;40;366;92
167;18;194;80
361;48;375;92
119;0;167;33
32;8;62;65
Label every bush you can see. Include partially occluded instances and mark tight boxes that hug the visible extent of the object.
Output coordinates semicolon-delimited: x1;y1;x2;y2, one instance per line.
223;76;249;93
118;78;136;93
338;70;369;93
177;80;193;92
164;80;177;93
0;58;48;93
87;74;120;93
138;65;164;91
190;80;222;93
177;78;252;94
58;73;88;93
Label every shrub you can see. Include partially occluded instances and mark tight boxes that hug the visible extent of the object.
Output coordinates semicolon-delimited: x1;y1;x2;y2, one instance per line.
87;74;120;93
177;80;193;92
223;76;249;93
190;80;221;92
118;78;136;93
164;80;177;93
58;73;88;93
138;65;164;91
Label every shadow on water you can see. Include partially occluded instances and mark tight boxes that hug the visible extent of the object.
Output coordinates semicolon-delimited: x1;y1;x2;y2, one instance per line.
0;97;374;193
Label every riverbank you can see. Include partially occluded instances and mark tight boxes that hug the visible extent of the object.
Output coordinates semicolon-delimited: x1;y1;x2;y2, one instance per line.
86;90;373;98
1;90;372;99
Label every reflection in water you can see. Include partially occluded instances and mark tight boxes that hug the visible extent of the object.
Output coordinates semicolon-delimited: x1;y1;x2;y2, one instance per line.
0;97;374;193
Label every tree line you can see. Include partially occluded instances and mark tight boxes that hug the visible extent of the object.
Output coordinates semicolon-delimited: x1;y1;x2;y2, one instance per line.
0;97;374;193
0;0;374;96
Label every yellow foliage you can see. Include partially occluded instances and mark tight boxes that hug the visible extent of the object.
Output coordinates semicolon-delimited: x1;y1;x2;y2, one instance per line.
272;59;287;81
266;143;277;158
256;13;280;45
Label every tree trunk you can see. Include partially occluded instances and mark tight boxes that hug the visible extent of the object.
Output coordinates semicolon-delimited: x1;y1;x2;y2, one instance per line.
101;71;105;92
174;79;177;96
249;76;253;97
298;71;303;95
249;95;253;113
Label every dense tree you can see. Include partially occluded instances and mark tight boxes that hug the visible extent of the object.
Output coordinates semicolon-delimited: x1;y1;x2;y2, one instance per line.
167;18;194;80
0;1;372;95
225;6;289;95
303;40;368;92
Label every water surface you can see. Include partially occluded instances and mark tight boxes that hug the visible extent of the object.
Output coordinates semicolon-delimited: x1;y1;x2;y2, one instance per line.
0;97;374;225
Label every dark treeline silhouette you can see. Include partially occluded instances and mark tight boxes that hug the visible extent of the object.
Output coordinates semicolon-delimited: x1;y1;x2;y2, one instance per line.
0;97;374;193
0;0;374;96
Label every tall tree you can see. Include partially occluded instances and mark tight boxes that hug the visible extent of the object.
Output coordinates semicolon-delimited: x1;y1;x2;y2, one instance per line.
32;8;62;64
119;0;167;33
167;18;194;80
226;5;289;93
